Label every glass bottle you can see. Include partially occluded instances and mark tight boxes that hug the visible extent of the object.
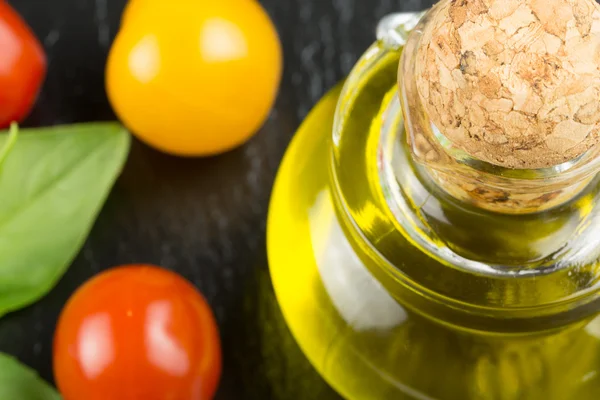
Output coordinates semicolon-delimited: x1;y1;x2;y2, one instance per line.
267;6;600;400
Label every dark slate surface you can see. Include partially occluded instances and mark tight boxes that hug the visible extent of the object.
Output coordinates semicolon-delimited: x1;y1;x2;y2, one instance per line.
0;0;435;398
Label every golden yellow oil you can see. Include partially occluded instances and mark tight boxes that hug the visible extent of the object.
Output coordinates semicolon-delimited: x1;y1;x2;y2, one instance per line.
267;69;600;399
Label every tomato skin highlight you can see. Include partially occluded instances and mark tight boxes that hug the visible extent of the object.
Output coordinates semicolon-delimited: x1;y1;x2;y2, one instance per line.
105;0;283;156
0;0;46;128
53;265;222;400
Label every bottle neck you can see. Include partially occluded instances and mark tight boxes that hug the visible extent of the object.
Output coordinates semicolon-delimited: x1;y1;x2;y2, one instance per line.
395;9;600;267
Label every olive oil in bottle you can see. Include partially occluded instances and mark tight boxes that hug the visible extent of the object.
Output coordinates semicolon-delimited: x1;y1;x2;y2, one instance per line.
268;8;600;400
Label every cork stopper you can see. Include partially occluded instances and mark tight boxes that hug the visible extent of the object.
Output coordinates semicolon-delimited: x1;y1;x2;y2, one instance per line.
415;0;600;169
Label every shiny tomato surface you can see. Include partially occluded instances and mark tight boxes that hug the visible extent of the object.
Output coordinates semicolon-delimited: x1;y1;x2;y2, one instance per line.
106;0;283;156
53;265;221;400
0;0;46;128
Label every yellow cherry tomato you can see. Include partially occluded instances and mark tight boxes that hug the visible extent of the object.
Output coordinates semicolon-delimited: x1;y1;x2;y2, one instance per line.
106;0;283;156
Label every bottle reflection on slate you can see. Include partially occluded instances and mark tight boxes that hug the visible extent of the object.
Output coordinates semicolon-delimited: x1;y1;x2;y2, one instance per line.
267;5;600;400
224;253;340;400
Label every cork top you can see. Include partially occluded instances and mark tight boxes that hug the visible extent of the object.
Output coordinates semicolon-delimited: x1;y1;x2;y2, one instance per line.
415;0;600;169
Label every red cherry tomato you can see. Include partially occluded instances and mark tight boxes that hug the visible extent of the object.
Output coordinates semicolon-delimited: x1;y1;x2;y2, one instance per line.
0;0;46;128
53;265;221;400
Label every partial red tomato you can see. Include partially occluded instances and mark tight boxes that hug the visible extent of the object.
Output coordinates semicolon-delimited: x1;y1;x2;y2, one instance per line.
0;0;46;128
53;265;221;400
106;0;282;156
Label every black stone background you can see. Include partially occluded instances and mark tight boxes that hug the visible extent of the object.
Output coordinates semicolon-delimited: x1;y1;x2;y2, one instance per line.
0;0;435;398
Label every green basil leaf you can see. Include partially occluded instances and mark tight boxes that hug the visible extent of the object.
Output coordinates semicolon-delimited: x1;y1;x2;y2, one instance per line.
0;353;61;399
0;122;130;316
